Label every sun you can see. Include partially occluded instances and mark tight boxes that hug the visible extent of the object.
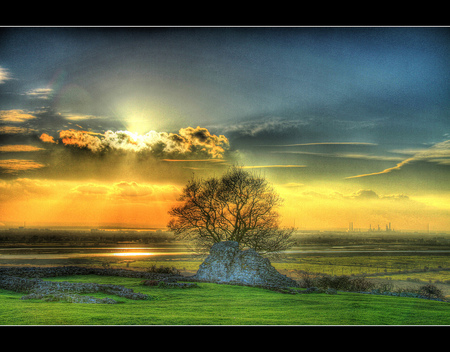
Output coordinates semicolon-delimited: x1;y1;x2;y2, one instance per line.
112;97;162;134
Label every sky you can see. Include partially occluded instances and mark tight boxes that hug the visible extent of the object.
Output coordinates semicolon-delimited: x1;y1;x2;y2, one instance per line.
0;26;449;231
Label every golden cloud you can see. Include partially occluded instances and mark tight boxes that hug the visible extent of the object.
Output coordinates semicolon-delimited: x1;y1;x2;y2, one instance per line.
0;178;57;200
0;145;45;152
70;181;180;202
41;126;230;159
0;126;37;134
59;129;104;152
0;159;46;173
39;133;57;144
0;109;36;123
241;165;306;169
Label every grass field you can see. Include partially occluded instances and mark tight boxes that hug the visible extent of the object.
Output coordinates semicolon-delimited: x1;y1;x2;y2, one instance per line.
94;253;450;275
1;274;450;325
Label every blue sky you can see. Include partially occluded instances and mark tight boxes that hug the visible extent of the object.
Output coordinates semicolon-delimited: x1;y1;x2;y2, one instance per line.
0;27;449;229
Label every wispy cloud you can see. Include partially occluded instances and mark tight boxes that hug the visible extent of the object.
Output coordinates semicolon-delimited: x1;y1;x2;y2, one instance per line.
71;181;180;201
0;110;36;123
25;88;53;100
345;158;414;179
346;140;450;179
221;117;309;137
278;182;305;188
240;165;306;169
0;66;12;84
298;188;410;201
271;150;403;162
63;113;106;121
162;159;226;163
0;159;46;174
0;145;45;152
0;126;38;134
268;142;378;147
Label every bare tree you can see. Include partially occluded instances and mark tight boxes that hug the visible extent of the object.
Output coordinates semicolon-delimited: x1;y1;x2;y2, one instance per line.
168;166;294;256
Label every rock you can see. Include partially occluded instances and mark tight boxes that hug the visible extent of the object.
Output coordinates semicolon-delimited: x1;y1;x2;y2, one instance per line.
193;241;298;287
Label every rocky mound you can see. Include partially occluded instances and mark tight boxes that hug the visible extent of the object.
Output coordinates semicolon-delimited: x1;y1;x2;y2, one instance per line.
193;241;298;287
0;275;151;303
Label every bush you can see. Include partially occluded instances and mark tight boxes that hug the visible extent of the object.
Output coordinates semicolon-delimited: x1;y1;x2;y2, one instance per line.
146;265;180;275
141;280;159;286
298;272;316;288
304;274;375;292
419;284;444;300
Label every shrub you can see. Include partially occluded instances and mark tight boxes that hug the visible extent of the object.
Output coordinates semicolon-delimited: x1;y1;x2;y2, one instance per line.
146;265;180;275
372;281;394;293
326;288;338;295
312;275;375;292
141;280;159;286
298;272;316;288
419;284;444;300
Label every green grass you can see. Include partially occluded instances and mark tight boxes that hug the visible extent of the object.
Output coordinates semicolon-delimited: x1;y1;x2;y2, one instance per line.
1;275;450;325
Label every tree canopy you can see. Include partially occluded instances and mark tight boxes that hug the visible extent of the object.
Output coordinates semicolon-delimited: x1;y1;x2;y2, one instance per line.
168;166;294;255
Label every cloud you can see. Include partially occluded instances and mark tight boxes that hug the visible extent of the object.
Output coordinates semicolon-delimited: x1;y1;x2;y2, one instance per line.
0;126;38;134
221;117;308;137
0;145;45;152
279;182;305;188
71;183;111;196
272;150;403;162
299;189;410;202
345;158;414;179
270;142;378;147
39;133;57;144
350;189;380;200
59;129;104;152
0;66;12;84
162;159;225;163
25;88;53;99
70;181;180;201
346;140;450;179
178;127;229;158
240;165;306;169
414;140;450;165
114;181;154;198
0;159;46;174
42;126;230;159
63;113;104;121
0;178;56;200
0;110;37;123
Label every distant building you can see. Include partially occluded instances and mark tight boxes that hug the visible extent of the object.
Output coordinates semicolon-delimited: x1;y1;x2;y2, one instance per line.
348;222;353;232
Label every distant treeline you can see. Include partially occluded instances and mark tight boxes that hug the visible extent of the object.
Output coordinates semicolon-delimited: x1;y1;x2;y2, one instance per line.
293;231;450;247
0;229;176;246
2;229;450;248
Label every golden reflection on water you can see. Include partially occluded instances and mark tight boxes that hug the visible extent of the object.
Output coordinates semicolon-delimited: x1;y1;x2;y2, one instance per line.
112;252;155;257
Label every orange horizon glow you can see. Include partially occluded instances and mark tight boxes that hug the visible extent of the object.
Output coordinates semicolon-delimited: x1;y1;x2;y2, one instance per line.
0;177;449;232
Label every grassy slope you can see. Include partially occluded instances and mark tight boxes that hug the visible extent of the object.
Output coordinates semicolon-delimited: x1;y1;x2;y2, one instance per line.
1;275;449;325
